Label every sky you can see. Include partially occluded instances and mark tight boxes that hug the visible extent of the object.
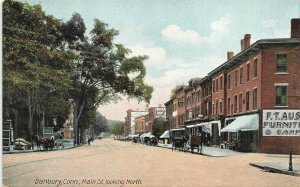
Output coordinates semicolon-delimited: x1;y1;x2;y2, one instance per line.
21;0;300;121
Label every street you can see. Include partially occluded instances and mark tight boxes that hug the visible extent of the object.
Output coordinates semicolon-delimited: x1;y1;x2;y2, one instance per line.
3;139;300;187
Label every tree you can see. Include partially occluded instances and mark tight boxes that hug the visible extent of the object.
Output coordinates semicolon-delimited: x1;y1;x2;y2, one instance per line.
68;17;153;144
170;84;185;98
152;117;166;138
93;112;108;136
3;0;73;138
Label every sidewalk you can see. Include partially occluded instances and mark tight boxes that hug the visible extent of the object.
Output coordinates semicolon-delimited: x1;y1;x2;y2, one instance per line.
157;143;242;157
249;162;300;176
157;143;300;176
2;139;76;154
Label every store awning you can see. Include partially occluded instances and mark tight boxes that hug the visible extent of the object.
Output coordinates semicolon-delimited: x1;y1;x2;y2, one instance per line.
221;114;259;132
185;123;211;133
160;130;170;139
140;132;151;138
170;128;185;132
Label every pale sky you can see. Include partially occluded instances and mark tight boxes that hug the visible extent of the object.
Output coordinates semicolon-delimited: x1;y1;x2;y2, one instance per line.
22;0;300;121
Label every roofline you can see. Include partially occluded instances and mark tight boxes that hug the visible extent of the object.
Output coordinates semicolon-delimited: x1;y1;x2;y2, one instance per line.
208;38;300;76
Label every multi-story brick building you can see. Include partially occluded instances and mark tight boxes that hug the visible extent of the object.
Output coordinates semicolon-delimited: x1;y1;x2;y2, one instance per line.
165;97;174;130
135;114;147;135
124;109;148;135
211;19;300;154
165;18;300;154
146;106;166;132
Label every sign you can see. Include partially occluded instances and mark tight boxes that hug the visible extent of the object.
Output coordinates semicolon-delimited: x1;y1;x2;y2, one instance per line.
263;110;300;136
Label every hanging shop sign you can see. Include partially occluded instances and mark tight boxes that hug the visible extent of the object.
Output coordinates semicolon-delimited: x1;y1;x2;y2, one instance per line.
263;110;300;136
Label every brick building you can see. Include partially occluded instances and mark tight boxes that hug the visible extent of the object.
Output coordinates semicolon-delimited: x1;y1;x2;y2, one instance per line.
146;106;166;132
135;114;147;135
124;109;148;135
164;18;300;154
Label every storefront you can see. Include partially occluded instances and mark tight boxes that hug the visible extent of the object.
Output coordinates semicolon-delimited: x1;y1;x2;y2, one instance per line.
221;113;259;152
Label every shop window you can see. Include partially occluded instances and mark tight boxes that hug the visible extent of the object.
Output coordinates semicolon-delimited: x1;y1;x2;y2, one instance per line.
253;88;257;110
276;54;288;73
276;86;288;106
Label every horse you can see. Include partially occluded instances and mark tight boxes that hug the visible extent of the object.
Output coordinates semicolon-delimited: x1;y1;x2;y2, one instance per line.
88;137;94;145
31;135;51;151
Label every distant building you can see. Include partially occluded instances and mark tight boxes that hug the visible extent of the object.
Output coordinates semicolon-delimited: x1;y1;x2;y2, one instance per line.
124;109;148;135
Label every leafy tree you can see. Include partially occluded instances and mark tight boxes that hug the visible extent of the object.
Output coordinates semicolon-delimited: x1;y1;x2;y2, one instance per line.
152;117;166;138
109;121;124;136
93;112;108;136
3;0;72;138
170;84;185;98
68;17;153;144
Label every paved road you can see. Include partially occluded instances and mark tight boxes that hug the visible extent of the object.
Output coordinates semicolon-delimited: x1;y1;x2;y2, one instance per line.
3;139;300;187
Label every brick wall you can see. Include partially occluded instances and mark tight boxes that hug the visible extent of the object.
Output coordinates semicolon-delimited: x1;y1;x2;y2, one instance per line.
260;46;300;154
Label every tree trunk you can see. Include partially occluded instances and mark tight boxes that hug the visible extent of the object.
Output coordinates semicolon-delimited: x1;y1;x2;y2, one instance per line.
73;100;85;145
27;91;33;137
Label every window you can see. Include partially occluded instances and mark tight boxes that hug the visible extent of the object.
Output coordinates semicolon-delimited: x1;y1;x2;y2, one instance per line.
254;59;258;78
216;79;218;92
234;95;238;113
246;91;250;111
247;63;250;81
228;74;231;89
220;76;223;90
276;54;288;73
276;86;288;106
213;80;215;93
253;88;257;110
235;70;238;86
239;93;242;112
220;99;223;114
227;98;231;115
212;102;215;115
240;67;243;84
216;99;218;115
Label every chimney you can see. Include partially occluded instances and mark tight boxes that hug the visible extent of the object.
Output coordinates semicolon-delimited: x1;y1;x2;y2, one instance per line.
244;34;251;49
227;51;234;60
291;18;300;38
240;39;244;51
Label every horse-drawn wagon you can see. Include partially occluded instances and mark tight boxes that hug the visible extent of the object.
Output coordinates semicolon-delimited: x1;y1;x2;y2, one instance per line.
185;124;203;153
32;135;55;151
170;128;188;152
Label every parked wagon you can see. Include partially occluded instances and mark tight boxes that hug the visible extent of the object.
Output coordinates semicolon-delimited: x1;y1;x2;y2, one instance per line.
185;125;203;153
170;128;188;152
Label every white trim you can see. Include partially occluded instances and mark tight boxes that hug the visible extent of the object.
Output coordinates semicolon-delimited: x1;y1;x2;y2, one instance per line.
274;105;289;108
275;72;289;75
253;87;257;90
274;83;289;86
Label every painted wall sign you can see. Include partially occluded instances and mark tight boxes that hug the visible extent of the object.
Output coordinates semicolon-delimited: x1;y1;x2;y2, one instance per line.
263;110;300;136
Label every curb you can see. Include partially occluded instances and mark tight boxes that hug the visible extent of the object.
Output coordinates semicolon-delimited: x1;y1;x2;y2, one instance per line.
3;144;81;154
249;163;300;177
